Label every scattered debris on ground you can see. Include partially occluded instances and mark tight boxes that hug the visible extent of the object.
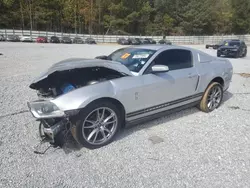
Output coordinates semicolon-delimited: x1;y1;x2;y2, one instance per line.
228;106;240;110
236;73;250;78
148;135;164;144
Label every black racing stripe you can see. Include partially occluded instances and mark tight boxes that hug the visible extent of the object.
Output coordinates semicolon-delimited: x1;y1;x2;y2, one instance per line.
127;92;203;118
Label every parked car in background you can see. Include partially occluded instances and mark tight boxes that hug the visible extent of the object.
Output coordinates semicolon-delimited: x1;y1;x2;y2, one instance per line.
217;39;247;58
6;35;20;42
158;39;172;45
20;35;33;42
50;36;60;43
140;38;156;44
145;38;157;44
0;34;6;41
140;38;150;44
205;40;229;49
85;37;96;44
127;38;141;45
117;37;130;45
134;38;142;44
61;36;72;44
36;36;48;43
73;37;84;44
28;45;233;149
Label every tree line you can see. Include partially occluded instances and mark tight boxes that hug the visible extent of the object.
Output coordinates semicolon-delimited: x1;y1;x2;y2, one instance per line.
1;0;250;36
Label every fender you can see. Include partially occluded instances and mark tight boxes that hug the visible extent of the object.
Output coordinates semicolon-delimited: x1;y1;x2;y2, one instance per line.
52;81;116;111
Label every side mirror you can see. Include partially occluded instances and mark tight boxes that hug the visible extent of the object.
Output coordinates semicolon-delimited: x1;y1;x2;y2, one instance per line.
95;55;108;60
151;65;169;73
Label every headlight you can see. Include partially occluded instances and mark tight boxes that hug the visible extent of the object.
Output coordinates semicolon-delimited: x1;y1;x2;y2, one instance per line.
27;101;65;119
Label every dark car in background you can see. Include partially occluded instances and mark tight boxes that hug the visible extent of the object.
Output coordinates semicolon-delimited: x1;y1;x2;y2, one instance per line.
85;37;96;44
6;35;20;42
50;36;60;43
117;37;129;45
217;39;247;58
127;38;141;45
158;39;172;45
36;36;48;43
73;37;84;44
61;36;72;44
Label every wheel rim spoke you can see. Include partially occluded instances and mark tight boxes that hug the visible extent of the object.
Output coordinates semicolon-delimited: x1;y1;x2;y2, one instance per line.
100;108;105;121
104;127;111;134
93;131;98;143
84;120;97;128
104;120;116;127
208;101;212;108
96;109;100;121
87;128;99;141
103;113;115;123
100;129;107;141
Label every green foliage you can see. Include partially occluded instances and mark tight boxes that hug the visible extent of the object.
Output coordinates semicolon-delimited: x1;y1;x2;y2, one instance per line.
0;0;250;35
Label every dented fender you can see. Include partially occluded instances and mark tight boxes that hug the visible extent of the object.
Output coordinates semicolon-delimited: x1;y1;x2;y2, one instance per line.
51;81;117;111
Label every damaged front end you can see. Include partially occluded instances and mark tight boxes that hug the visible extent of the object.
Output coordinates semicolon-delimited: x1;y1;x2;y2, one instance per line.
27;58;131;148
27;100;79;147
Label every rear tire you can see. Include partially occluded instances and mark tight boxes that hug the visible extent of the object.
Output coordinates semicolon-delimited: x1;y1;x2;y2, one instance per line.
72;101;122;149
199;82;223;113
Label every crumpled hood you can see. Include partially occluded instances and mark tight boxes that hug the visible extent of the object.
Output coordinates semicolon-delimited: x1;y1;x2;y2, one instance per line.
29;58;133;89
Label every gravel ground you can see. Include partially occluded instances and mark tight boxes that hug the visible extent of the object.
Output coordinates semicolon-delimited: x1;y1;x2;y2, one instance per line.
0;42;250;188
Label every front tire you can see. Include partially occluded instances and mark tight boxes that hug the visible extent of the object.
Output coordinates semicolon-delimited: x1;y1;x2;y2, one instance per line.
72;101;122;149
234;51;239;58
217;51;221;57
199;82;223;113
243;49;247;57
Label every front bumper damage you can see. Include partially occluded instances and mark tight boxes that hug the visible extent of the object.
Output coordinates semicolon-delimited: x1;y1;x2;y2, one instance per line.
40;118;69;144
27;100;78;148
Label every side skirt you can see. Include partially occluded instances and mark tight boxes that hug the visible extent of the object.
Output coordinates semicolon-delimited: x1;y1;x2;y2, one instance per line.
125;101;199;127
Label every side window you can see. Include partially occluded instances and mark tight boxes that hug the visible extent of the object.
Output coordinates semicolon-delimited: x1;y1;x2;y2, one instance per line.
154;49;193;71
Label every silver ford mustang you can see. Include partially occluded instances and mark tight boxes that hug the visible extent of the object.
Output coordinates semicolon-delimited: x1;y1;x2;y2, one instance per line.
27;45;233;149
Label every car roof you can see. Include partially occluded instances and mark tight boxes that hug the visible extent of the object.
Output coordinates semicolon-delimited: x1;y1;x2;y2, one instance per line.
130;44;176;50
127;44;207;55
224;39;242;42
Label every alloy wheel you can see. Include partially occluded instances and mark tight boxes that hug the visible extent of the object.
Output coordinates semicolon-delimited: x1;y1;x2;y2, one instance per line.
82;107;118;145
207;85;222;110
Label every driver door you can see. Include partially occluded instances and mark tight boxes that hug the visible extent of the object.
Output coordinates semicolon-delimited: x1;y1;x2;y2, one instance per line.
140;49;199;110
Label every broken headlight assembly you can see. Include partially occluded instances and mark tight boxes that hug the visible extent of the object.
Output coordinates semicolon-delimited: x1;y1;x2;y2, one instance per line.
27;101;65;119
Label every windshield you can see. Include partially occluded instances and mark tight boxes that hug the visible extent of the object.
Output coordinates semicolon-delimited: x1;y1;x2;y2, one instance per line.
108;48;156;73
228;41;240;46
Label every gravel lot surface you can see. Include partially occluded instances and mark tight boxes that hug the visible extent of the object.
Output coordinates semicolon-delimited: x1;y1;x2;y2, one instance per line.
0;42;250;188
